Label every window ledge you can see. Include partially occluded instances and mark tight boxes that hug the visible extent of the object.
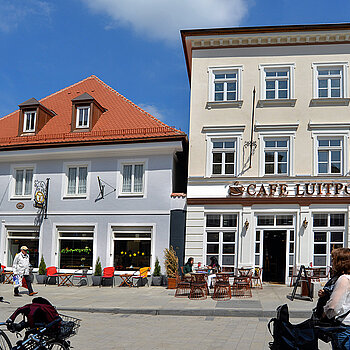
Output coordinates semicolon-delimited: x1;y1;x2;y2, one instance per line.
316;173;344;177
63;195;87;199
118;193;144;198
10;196;32;200
257;99;296;107
310;98;350;106
209;175;237;178
206;100;243;109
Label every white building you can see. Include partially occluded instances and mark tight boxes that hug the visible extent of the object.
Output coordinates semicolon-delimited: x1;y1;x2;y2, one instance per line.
0;76;187;274
181;23;350;283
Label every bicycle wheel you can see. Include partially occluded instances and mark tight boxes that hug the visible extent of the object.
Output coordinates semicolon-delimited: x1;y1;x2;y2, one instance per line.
47;341;68;350
0;330;11;350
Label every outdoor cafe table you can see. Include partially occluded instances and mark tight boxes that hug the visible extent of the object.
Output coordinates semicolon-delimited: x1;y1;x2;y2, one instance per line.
119;273;134;287
57;273;74;287
2;271;13;284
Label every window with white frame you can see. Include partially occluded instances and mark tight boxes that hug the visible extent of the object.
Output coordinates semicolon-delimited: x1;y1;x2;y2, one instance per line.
315;65;345;98
211;139;236;176
14;168;33;196
317;137;342;174
263;138;289;175
208;67;242;103
23;111;36;132
313;213;345;275
205;214;237;270
121;163;144;194
260;65;294;100
67;166;88;195
76;106;90;128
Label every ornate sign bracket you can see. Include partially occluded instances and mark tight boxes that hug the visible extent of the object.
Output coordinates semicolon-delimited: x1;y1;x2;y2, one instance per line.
33;178;50;219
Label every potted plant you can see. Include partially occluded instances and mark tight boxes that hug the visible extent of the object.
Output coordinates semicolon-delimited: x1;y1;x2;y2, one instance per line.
164;246;179;289
92;257;102;286
36;256;46;284
152;257;162;286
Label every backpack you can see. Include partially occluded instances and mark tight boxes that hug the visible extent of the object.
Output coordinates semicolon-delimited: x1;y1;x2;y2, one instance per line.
9;297;59;329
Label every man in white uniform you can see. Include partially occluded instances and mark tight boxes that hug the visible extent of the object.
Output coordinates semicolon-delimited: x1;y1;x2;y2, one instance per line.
12;246;38;297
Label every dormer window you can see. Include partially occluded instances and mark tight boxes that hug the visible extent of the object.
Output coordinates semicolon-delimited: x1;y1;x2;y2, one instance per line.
23;111;36;132
76;106;90;128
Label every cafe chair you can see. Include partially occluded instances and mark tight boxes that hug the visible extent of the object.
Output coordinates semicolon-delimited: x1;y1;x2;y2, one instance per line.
132;267;151;287
45;266;59;286
250;267;263;289
213;273;231;301
232;276;252;298
175;267;191;298
100;267;115;287
189;273;208;300
72;268;89;287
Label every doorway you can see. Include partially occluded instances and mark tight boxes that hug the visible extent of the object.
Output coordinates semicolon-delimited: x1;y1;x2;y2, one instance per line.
263;230;286;283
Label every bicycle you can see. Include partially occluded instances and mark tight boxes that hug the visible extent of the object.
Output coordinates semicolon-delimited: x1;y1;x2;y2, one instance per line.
0;314;81;350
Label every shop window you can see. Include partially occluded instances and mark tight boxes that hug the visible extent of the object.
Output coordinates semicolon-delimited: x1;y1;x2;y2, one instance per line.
7;230;39;267
313;213;345;274
205;214;237;268
58;227;94;269
113;227;151;271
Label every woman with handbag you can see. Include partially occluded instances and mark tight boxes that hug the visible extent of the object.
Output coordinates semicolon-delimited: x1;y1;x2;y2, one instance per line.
323;247;350;349
12;246;38;297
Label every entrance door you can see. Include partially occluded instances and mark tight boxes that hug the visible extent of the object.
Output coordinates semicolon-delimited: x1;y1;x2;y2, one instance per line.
263;230;286;283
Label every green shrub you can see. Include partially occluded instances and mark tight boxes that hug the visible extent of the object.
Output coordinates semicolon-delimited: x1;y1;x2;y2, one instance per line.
38;256;46;275
94;257;102;276
153;257;161;276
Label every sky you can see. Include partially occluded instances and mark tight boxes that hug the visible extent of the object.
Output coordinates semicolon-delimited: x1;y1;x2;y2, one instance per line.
1;0;350;134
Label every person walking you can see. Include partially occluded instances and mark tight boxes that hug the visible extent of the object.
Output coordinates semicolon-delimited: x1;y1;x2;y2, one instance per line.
323;247;350;349
13;246;38;297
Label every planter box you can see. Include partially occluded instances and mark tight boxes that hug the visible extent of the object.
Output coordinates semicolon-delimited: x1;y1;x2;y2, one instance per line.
92;276;102;286
36;275;46;284
167;277;177;289
152;275;162;286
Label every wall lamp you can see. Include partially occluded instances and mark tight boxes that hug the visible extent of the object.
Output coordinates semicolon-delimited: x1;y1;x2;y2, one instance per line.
302;218;308;229
244;219;249;230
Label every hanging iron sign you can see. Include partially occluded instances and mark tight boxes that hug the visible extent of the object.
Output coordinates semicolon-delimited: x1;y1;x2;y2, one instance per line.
33;180;47;208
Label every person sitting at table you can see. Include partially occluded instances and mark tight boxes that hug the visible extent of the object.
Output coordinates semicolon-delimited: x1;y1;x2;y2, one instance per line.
207;256;220;288
183;257;194;277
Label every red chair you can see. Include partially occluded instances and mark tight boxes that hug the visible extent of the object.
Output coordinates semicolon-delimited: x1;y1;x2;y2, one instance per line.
100;267;115;287
45;266;59;286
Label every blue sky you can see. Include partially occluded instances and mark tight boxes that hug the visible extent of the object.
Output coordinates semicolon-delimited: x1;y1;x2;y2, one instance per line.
1;0;350;133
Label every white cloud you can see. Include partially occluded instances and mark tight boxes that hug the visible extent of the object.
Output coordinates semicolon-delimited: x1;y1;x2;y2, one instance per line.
139;104;165;121
0;0;52;33
81;0;249;42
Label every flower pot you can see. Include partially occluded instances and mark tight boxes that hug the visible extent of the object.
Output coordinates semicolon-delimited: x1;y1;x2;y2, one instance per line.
167;277;177;289
92;276;102;286
152;275;162;286
36;274;46;284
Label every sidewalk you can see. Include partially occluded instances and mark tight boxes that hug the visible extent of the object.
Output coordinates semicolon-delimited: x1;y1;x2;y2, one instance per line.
0;283;318;319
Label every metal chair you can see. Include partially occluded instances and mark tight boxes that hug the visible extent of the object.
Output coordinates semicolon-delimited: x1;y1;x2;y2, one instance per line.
189;273;208;300
213;273;231;301
45;266;59;286
72;268;88;286
232;276;252;297
132;267;150;287
250;267;263;289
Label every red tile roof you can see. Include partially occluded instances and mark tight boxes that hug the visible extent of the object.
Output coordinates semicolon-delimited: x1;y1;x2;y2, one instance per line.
0;76;186;150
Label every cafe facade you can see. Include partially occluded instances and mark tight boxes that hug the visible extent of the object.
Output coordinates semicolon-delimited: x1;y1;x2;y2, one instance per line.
181;23;350;284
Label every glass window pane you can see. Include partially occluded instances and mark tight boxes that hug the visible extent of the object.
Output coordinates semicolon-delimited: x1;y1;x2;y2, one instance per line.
277;140;287;147
266;91;275;99
265;152;274;162
276;215;293;226
318;151;328;162
331;231;343;242
331;163;341;173
225;152;234;163
256;231;260;241
78;167;87;194
313;214;328;227
331;243;343;252
255;255;260;265
213;153;222;163
318;70;329;76
227;92;236;100
319;89;328;98
255;243;260;253
207;244;219;254
278;90;288;99
223;244;235;254
277;71;288;76
289;255;294;265
314;244;327;254
24;169;33;195
330;214;345;227
122;165;132;192
60;239;93;269
278;80;288;89
222;255;234;265
215;93;223;101
318;79;328;88
318;163;328;174
314;232;327;242
314;256;327;267
278;151;287;162
278;163;287;174
257;216;274;226
290;230;295;242
215;74;225;79
225;164;234;174
213;142;223;149
68;167;77;194
331;89;341;98
215;83;224;91
223;215;237;228
206;215;220;227
227;82;236;91
226;73;236;79
206;255;219;266
266;71;277;77
265;164;274;174
331;79;340;88
207;232;219;242
330;140;341;146
331;151;341;161
223;232;235;242
224;142;235;149
265;140;275;147
330;69;341;75
134;164;144;192
289;242;294;254
318;140;329;147
212;164;222;174
15;170;24;195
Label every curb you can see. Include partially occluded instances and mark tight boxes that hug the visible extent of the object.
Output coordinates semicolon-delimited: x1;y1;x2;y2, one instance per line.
56;307;312;318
